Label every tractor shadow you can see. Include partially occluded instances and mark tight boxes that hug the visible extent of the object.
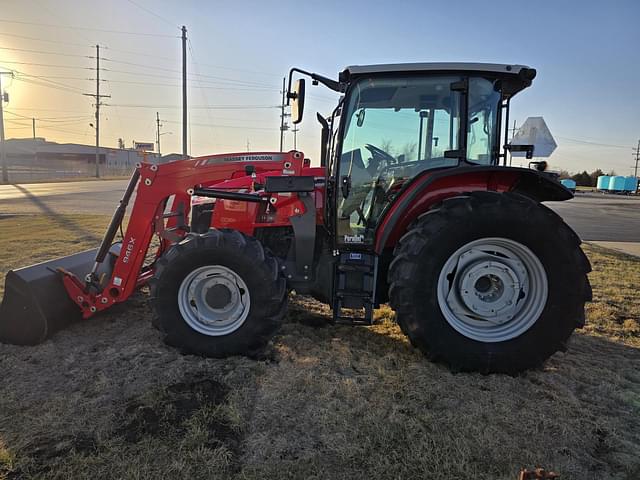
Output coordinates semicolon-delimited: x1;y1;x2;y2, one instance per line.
283;296;640;376
10;184;101;242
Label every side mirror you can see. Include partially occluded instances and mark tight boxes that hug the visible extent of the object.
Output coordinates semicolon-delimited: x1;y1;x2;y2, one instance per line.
290;79;306;124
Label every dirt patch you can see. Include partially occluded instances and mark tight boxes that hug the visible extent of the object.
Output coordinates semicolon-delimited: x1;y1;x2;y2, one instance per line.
118;376;233;447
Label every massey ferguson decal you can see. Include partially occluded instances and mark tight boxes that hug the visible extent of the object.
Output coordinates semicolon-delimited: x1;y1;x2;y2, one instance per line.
203;154;286;165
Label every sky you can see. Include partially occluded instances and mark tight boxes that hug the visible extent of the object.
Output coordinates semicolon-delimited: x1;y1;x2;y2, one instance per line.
0;0;638;174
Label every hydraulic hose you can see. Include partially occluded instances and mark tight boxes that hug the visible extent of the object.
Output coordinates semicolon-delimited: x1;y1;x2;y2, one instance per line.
90;169;141;277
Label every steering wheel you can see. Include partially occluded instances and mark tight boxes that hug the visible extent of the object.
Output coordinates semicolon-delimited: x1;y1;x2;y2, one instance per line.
365;143;397;168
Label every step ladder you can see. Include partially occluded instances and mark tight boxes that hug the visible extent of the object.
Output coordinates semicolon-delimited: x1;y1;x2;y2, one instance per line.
332;252;378;325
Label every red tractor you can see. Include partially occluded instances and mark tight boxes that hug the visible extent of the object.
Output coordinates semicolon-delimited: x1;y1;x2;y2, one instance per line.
0;63;591;373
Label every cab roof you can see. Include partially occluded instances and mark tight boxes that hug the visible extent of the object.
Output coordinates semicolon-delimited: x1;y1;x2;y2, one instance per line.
339;62;536;97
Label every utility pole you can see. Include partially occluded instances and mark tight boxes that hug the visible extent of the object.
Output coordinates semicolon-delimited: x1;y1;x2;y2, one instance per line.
633;139;639;179
279;77;289;151
32;118;36;139
292;125;299;150
156;112;162;157
181;26;188;158
0;71;14;183
508;119;517;166
84;45;110;178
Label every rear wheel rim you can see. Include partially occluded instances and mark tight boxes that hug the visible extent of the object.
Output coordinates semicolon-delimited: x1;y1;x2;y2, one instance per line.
436;237;548;343
178;265;250;336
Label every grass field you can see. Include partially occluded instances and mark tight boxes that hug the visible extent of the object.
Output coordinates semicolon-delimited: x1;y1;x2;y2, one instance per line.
0;214;638;479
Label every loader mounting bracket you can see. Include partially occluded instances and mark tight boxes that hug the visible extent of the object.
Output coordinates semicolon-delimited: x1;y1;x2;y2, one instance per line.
285;192;316;280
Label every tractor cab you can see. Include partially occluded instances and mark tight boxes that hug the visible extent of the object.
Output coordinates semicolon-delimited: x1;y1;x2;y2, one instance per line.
288;63;536;247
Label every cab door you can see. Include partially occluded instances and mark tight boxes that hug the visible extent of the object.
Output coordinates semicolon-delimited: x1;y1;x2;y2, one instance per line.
334;75;462;249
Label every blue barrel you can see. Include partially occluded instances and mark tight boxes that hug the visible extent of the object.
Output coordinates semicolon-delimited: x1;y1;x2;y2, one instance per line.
560;179;576;191
597;175;610;190
624;176;638;192
610;176;626;191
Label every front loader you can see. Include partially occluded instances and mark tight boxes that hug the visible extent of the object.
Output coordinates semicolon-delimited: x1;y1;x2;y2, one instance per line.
0;63;591;373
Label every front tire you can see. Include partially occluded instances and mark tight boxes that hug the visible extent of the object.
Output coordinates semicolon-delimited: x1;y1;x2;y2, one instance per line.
150;229;287;358
388;191;591;374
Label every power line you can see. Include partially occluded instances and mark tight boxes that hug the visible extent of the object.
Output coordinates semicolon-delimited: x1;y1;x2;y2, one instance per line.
103;78;277;91
188;39;215;142
555;136;630;149
4;110;92;121
102;57;278;87
0;60;89;70
162;119;278;131
0;58;277;88
107;104;278;109
0;64;87;95
0;18;179;37
124;0;180;29
29;0;94;45
34;124;92;136
0;30;281;78
0;31;90;48
0;46;89;58
0;63;97;95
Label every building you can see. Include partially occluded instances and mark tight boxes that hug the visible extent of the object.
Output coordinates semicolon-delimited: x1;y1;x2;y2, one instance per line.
3;137;149;181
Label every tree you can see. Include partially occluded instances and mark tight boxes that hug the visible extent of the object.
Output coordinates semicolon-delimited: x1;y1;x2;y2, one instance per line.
571;170;592;187
401;142;417;161
589;169;604;186
380;139;394;157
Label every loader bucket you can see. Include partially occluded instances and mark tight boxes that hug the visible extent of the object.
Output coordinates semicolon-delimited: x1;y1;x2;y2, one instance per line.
0;246;118;345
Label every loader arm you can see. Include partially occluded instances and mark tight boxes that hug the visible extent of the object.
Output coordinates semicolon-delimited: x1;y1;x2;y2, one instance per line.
62;151;310;319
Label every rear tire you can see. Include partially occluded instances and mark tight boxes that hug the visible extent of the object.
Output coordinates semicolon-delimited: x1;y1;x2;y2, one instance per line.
150;229;287;358
388;191;591;374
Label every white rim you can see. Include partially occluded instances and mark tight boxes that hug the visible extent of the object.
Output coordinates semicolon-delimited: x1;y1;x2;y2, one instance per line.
436;237;548;343
177;265;250;336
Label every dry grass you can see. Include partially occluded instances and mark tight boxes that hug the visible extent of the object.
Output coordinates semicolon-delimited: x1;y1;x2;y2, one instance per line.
0;215;639;479
0;214;108;297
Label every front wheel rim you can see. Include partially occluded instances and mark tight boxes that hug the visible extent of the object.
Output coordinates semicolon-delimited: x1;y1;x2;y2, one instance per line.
436;237;548;343
178;265;250;336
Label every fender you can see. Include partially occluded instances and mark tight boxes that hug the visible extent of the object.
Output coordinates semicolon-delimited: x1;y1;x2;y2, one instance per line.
374;166;572;253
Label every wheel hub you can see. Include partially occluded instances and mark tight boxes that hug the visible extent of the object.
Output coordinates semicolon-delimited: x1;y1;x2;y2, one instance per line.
437;238;548;342
458;258;522;324
204;284;232;309
178;265;250;336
